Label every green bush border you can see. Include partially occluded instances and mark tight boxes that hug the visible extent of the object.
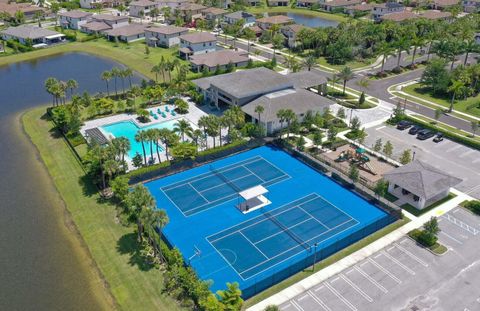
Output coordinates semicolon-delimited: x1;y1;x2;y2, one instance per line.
408;229;447;255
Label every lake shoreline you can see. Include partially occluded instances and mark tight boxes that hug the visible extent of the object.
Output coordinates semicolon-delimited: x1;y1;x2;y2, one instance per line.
16;109;115;311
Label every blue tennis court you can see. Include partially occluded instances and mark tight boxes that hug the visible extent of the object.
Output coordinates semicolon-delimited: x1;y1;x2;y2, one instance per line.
161;156;289;216
145;146;396;298
208;193;358;280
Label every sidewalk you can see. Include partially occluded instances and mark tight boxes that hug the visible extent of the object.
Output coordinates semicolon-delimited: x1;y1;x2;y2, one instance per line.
247;188;472;311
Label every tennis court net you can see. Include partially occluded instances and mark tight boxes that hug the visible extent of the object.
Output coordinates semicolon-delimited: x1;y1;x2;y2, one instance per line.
210;165;241;193
262;210;311;250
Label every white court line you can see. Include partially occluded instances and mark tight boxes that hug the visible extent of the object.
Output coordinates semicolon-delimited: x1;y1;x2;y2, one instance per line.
394;243;429;267
368;258;402;284
239;232;269;259
324;282;357;311
340;274;373;303
290;300;305;311
253;216;314;245
381;251;415;275
242;164;266;182
298;205;330;229
440;231;463;245
307;290;331;311
354;266;388;293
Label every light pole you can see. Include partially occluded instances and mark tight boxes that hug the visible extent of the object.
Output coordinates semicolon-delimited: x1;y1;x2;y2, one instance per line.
312;243;319;272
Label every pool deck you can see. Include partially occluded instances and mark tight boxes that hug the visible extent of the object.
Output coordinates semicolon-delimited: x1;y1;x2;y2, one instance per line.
79;98;226;169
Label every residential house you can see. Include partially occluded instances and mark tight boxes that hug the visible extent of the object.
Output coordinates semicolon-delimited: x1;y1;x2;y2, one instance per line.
380;10;452;22
462;0;480;12
256;15;294;30
173;3;207;22
0;3;45;21
1;25;65;47
201;7;227;23
80;0;124;9
189;50;249;72
129;0;159;17
297;0;319;8
80;14;129;34
178;31;216;59
431;0;460;10
145;25;188;47
321;0;362;12
281;24;308;48
248;0;262;6
344;3;373;16
380;11;417;22
383;161;461;210
223;11;256;27
419;10;453;20
58;10;93;30
156;0;191;9
105;23;146;42
372;2;404;21
247;25;263;37
268;0;289;6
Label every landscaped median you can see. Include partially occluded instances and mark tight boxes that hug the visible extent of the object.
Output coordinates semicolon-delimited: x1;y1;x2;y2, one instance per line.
22;107;184;311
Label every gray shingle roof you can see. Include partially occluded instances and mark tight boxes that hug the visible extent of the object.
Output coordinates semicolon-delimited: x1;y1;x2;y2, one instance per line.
146;25;188;35
383;160;462;199
105;23;145;36
179;31;216;43
189;50;249;68
286;71;327;89
241;88;334;122
59;10;92;18
193;67;293;99
1;25;61;40
224;11;254;20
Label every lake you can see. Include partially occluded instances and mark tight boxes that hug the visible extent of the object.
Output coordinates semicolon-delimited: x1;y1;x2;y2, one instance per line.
0;52;141;310
266;12;339;28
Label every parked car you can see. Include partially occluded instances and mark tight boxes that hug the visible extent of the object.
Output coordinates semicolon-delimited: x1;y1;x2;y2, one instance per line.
408;125;422;135
397;120;413;130
417;129;435;140
433;133;444;142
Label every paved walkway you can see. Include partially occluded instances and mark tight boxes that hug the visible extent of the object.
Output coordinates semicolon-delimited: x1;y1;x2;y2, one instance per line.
247;188;473;311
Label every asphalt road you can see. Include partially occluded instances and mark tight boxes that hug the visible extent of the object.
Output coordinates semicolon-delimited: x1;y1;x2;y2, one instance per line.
280;208;480;311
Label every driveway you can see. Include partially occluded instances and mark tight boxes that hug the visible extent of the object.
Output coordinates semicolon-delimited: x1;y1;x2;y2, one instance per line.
280;208;480;311
363;125;480;199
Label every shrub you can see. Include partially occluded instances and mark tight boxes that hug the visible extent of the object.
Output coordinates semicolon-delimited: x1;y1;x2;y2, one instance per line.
464;200;480;215
418;230;437;247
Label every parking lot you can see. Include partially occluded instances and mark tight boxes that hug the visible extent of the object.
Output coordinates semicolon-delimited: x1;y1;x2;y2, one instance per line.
363;125;480;199
280;208;480;311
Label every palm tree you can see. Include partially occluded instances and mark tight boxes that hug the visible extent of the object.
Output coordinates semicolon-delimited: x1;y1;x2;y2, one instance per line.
66;79;78;98
151;64;161;83
111;67;121;97
410;36;425;68
142;207;168;260
188;129;204;150
101;71;112;96
134;130;148;165
393;36;411;71
146;129;156;164
44;77;59;106
462;39;479;66
102;159;118;190
205;115;220;148
124;68;134;89
173;119;193;142
254;105;264;124
378;43;395;75
338;66;354;95
126;184;156;242
244;27;256;54
327;74;340;92
198;115;210;148
303;54;316;71
151;128;163;163
158;129;179;161
283;109;297;138
447;79;466;112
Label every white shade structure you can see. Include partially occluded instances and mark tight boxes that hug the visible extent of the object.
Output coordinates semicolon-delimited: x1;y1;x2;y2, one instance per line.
237;185;271;214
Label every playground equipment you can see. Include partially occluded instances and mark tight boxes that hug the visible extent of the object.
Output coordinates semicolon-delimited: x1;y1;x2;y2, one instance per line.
335;147;377;175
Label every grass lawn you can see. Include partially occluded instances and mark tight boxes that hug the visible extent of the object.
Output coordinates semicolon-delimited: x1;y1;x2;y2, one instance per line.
22;107;184;311
244;216;410;308
0;38;186;82
247;6;347;22
402;83;480;119
318;56;377;71
401;193;457;217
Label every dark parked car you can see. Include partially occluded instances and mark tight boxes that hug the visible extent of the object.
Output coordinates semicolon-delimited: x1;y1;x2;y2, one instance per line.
408;125;422;135
397;120;413;130
417;129;435;140
433;133;444;142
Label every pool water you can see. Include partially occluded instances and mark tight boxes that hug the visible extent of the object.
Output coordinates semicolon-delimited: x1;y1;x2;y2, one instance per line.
101;119;178;158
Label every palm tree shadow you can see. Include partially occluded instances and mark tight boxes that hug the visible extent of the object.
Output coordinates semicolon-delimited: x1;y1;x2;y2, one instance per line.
117;232;154;271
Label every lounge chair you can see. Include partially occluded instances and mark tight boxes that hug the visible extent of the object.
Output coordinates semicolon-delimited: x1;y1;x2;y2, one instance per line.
165;106;169;112
157;108;161;114
171;111;176;116
162;113;167;118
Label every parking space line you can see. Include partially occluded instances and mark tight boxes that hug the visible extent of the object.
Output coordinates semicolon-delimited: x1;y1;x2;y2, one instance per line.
442;214;479;235
387;246;395;251
298;294;309;301
346;269;354;275
446;145;462;153
376;126;386;130
394;243;429;267
314;285;324;292
340;274;373;302
400;239;409;244
331;277;340;283
381;251;415;275
459;150;476;158
368;258;402;284
291;300;305;311
307;290;331;311
440;231;463;244
324;282;357;311
374;254;382;259
354;266;388;293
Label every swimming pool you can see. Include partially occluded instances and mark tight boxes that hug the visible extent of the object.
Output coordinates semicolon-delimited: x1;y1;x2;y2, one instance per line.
101;119;178;158
145;146;395;298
